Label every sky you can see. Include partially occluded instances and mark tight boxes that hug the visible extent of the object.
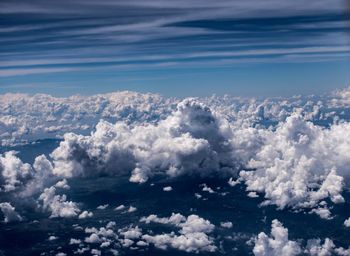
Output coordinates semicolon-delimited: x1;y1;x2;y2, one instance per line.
1;0;350;97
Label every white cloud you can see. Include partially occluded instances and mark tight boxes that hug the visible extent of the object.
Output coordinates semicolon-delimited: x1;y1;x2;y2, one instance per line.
1;88;350;224
78;210;93;219
140;213;216;253
344;218;350;228
119;226;142;240
84;224;117;246
96;204;109;210
0;151;32;192
305;238;336;256
55;179;70;189
38;186;80;218
49;98;236;183
127;206;137;213
253;219;301;256
253;220;350;256
220;221;233;228
0;202;23;223
228;177;240;187
0;91;174;146
114;204;126;211
247;191;259;198
69;238;81;245
85;233;102;243
202;183;216;194
163;186;172;192
240;113;350;215
140;213;186;225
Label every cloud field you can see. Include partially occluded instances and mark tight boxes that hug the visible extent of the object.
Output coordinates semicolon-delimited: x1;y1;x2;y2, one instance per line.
0;88;350;255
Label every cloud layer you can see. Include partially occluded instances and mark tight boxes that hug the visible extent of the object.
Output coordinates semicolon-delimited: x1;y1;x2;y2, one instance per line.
0;88;350;255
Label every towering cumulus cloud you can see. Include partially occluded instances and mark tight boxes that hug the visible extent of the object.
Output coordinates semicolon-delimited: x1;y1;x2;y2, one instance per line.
240;114;350;217
50;98;236;182
0;151;57;197
253;219;301;256
0;151;32;192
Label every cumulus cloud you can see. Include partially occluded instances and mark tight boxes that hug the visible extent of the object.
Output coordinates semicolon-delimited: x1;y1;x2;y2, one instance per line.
0;202;23;222
344;218;350;228
38;185;80;218
0;151;57;199
78;211;93;219
253;220;350;256
84;222;118;245
69;238;81;245
127;206;137;213
220;221;233;228
48;98;236;183
96;204;109;210
163;186;172;191
0;151;32;192
140;213;216;253
253;219;301;256
240;114;350;216
114;204;126;211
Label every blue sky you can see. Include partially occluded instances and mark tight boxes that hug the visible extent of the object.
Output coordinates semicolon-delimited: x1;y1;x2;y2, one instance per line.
1;0;350;97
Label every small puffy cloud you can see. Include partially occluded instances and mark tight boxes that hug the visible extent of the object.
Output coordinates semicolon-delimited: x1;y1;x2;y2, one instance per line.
220;221;233;228
228;177;240;187
84;223;118;246
96;204;109;210
140;213;186;225
201;183;215;194
55;179;70;189
114;204;125;211
127;206;137;213
69;238;81;245
0;202;23;223
85;233;101;244
48;235;58;241
310;207;333;220
78;211;93;219
163;186;172;192
119;226;142;240
100;241;110;248
91;249;101;255
247;191;259;198
194;193;202;199
305;238;336;256
344;218;350;228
